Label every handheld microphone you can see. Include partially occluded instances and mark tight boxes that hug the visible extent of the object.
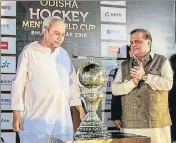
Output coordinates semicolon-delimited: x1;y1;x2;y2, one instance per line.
131;56;140;67
131;56;144;88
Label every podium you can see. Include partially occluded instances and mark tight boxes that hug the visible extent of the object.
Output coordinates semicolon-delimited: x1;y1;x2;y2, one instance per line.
65;132;151;143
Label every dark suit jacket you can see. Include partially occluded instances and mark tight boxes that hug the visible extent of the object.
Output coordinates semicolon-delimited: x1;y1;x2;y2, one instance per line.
169;80;176;141
110;68;122;120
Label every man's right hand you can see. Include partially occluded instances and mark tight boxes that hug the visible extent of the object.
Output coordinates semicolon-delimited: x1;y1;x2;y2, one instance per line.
13;110;24;132
114;120;121;129
132;78;139;85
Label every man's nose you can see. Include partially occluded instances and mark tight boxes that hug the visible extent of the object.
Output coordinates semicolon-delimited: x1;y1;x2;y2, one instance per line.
57;35;62;40
131;42;137;46
131;43;137;49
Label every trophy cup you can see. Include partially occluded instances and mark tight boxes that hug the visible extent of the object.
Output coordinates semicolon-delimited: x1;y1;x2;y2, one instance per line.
70;53;115;139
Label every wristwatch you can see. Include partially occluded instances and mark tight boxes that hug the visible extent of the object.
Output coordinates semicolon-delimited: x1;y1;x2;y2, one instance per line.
142;74;148;81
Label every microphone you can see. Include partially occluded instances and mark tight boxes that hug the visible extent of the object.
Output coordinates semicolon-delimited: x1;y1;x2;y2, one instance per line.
69;52;117;60
131;56;141;67
131;56;145;88
69;52;87;59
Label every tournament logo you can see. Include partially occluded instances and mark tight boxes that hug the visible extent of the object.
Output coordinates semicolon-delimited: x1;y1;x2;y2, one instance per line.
105;12;122;17
1;5;11;10
1;137;6;143
1;42;8;50
1;80;12;85
1;24;9;29
1;61;10;68
108;46;120;54
107;30;120;34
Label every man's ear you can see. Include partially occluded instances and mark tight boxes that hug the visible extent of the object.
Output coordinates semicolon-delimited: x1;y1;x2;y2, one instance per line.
43;28;48;36
148;40;152;46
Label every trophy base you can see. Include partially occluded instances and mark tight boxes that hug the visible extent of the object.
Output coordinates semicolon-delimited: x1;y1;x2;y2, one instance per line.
74;113;111;139
74;134;111;140
74;128;111;139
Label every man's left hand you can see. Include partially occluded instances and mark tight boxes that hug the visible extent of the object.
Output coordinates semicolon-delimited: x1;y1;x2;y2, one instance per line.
79;110;86;121
130;63;145;80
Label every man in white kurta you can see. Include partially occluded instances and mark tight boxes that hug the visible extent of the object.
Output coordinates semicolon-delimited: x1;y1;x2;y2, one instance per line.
11;17;85;143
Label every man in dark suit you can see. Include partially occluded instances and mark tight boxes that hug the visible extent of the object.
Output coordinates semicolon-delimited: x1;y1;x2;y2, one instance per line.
169;54;176;143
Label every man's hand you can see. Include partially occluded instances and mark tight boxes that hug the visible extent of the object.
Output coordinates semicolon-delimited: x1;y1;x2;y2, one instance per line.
13;110;23;132
114;120;121;129
76;106;86;121
132;78;139;85
79;110;86;121
130;63;145;80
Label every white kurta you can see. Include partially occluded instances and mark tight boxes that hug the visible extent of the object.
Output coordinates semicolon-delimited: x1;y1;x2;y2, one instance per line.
11;41;81;142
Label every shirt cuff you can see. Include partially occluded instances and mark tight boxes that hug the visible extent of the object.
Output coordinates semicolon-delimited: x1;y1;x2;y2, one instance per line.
11;104;24;111
127;79;137;89
145;74;154;84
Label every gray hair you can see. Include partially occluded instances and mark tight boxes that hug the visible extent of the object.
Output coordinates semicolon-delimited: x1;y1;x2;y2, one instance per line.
42;16;67;34
130;28;152;42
